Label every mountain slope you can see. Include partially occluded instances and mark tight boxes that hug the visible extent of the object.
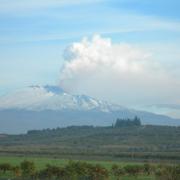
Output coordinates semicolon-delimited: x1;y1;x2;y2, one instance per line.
0;85;180;134
137;104;180;119
0;85;125;112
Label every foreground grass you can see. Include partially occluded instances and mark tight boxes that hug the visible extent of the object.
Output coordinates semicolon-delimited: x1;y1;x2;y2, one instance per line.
0;156;157;179
0;155;144;170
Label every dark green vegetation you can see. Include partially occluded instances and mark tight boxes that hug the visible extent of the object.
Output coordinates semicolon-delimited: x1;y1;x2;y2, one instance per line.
0;118;180;162
114;116;141;127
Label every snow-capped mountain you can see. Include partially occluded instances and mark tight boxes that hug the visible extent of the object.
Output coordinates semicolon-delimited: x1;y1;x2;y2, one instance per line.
0;85;180;134
0;85;125;112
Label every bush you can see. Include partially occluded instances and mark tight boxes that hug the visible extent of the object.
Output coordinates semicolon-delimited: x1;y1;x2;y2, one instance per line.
65;161;90;179
111;164;125;179
36;162;109;180
0;163;12;173
12;165;21;178
155;165;180;180
143;163;154;175
37;164;66;180
87;164;109;180
124;164;142;177
20;160;36;178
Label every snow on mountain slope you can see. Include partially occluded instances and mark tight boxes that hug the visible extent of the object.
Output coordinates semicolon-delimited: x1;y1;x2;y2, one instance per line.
0;86;53;110
0;85;126;112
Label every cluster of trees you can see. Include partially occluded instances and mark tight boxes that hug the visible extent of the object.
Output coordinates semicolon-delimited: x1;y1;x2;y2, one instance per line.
0;160;180;180
114;116;141;127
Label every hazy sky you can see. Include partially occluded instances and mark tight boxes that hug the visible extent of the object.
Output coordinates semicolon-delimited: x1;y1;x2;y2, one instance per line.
0;0;180;106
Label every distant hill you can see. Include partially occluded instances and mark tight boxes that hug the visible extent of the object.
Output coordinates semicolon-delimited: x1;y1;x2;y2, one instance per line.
0;85;180;134
138;104;180;119
1;124;180;161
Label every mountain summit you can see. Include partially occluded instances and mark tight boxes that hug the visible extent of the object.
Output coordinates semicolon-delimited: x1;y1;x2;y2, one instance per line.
0;85;125;112
0;85;180;134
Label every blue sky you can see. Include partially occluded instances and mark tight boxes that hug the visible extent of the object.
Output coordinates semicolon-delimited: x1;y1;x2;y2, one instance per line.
0;0;180;104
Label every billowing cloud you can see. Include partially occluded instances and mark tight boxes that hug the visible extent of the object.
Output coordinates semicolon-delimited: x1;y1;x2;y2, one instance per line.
60;35;180;106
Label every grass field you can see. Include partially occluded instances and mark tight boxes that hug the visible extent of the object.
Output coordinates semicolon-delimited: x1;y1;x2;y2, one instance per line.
0;155;142;170
0;156;156;179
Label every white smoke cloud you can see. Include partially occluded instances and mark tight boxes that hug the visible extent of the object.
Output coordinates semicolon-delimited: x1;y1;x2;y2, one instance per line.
60;35;180;105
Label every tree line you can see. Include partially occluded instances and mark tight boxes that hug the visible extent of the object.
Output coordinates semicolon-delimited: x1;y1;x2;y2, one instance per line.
27;116;142;135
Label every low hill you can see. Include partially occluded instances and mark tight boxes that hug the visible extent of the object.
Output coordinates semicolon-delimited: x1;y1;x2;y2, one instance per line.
1;123;180;162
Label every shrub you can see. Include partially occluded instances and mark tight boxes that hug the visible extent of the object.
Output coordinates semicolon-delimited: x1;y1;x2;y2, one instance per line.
87;164;109;180
12;166;21;178
143;163;154;175
124;164;142;177
20;160;36;178
65;161;89;178
155;165;180;180
111;164;125;179
0;163;12;173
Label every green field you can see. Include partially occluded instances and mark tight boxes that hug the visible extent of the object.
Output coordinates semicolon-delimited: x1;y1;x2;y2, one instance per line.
0;156;155;179
0;156;145;170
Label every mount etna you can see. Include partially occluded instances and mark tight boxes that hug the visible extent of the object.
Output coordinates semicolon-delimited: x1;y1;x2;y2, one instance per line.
0;85;180;134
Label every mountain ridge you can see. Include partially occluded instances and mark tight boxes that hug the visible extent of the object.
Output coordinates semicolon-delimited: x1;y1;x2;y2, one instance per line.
0;85;180;134
0;85;126;112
